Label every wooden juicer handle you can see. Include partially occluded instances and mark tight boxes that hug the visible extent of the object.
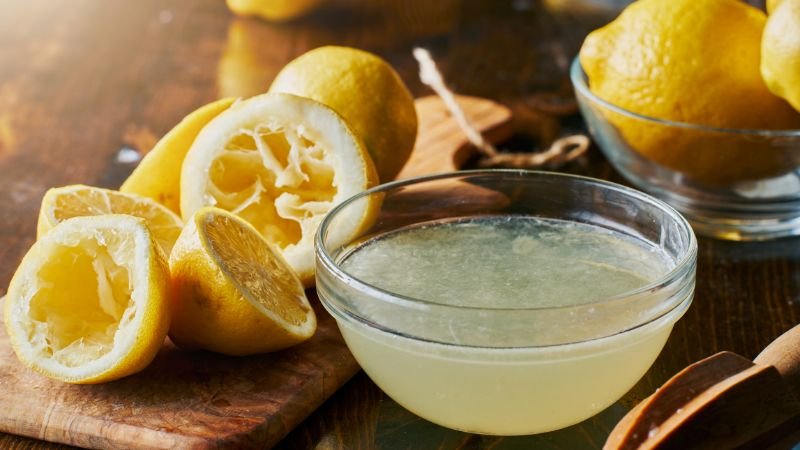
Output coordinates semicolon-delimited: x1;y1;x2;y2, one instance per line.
754;324;800;399
605;324;800;450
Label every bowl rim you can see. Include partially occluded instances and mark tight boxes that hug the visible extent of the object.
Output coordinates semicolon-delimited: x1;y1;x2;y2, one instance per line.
315;169;698;348
570;57;800;137
316;169;697;314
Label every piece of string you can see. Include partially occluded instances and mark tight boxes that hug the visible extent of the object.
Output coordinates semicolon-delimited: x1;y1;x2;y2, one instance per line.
412;47;590;169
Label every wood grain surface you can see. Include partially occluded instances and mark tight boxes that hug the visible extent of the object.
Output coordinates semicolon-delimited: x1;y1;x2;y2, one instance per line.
0;295;360;449
395;95;513;179
1;0;799;449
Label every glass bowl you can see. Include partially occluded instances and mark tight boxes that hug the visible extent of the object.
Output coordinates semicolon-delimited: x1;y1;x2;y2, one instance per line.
315;170;697;435
571;58;800;241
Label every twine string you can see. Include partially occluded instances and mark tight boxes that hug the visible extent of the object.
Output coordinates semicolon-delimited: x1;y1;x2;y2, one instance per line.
413;47;589;169
413;48;498;158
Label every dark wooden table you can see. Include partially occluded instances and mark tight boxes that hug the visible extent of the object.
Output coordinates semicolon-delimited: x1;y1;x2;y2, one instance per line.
1;0;799;448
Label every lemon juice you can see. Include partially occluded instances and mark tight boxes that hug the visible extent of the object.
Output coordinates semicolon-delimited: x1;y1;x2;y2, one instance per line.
335;216;684;435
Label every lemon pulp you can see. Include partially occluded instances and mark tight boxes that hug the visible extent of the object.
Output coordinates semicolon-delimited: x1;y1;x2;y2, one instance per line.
203;209;311;326
206;123;336;250
168;207;316;355
29;229;135;366
181;93;377;285
5;215;171;384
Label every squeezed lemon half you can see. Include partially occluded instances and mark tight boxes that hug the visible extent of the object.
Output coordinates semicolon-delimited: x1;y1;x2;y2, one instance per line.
169;207;316;356
4;215;171;384
37;185;183;256
180;92;378;286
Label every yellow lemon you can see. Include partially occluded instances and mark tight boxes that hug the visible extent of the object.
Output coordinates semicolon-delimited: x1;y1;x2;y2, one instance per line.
580;0;800;185
120;98;236;214
37;185;183;256
226;0;321;22
269;46;418;182
4;215;171;384
169;207;316;356
767;0;784;13
180;92;378;286
762;0;800;112
218;19;280;99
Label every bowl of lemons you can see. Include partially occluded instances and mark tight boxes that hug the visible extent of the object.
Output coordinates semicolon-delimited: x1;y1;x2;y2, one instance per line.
572;0;800;241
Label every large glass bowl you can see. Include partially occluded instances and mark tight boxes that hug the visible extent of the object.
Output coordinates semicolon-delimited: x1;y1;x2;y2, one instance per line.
315;170;697;435
571;57;800;241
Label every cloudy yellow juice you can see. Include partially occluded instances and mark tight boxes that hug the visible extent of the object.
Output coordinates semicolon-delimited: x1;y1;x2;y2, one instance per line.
334;216;686;435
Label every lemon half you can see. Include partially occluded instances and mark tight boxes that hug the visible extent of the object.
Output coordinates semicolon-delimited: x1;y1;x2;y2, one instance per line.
4;215;171;384
37;185;183;256
169;207;316;356
180;92;378;286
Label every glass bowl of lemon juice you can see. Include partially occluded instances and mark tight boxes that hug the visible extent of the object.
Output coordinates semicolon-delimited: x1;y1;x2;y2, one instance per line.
315;170;696;435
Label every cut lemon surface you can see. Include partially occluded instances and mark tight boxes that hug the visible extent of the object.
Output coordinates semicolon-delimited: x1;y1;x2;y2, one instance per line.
38;185;183;256
169;207;316;356
4;215;171;384
180;92;379;286
120;97;236;214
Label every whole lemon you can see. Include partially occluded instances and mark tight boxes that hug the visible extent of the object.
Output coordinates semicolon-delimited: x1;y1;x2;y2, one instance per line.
580;0;800;185
269;46;418;182
226;0;321;22
762;0;800;112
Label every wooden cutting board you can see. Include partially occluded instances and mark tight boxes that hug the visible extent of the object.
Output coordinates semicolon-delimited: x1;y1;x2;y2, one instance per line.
0;95;513;449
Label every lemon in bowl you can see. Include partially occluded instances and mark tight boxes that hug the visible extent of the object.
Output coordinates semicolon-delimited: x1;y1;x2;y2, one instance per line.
573;0;800;241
